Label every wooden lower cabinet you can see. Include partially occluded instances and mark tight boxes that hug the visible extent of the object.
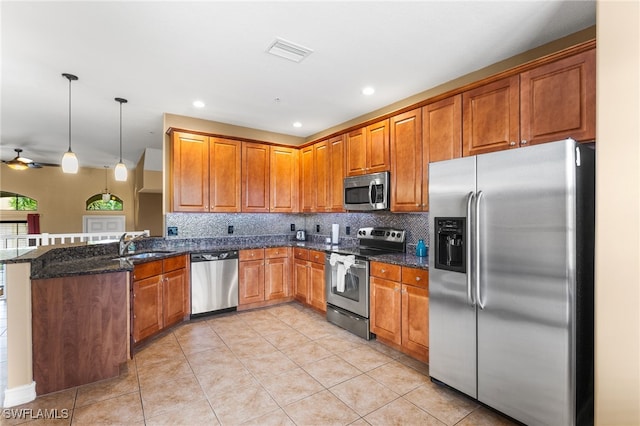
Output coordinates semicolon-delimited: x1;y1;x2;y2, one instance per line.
132;255;188;344
239;247;291;309
370;261;429;362
293;248;326;312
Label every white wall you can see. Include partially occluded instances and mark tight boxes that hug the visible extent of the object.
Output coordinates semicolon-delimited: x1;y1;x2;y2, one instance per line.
595;1;640;424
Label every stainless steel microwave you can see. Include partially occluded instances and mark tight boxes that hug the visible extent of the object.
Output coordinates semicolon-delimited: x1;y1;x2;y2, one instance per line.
343;171;390;211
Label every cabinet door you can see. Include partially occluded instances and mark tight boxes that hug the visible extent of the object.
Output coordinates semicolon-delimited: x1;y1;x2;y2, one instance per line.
401;284;429;361
239;259;265;305
390;109;423;212
463;75;520;156
309;261;326;312
133;276;163;343
242;142;270;212
366;119;390;174
210;137;241;212
346;127;367;176
299;146;314;213
314;141;331;212
370;276;401;345
293;258;309;303
270;146;299;212
163;268;187;328
423;95;462;211
520;49;595;146
171;132;209;212
265;256;290;300
328;135;346;212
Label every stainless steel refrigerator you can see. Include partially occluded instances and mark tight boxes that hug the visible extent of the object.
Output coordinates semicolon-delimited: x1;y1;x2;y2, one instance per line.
428;139;594;426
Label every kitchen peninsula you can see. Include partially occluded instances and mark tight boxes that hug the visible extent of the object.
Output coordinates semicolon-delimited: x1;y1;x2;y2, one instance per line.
3;234;428;401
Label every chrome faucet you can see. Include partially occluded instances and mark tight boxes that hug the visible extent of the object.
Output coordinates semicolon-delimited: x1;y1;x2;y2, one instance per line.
119;233;146;256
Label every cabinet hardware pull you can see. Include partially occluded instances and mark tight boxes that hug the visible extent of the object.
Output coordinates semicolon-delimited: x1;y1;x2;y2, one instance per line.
510;141;516;146
381;269;386;273
415;277;420;281
521;140;528;145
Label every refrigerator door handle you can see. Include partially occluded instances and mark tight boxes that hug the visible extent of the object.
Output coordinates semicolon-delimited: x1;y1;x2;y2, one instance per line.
466;191;475;306
475;190;485;310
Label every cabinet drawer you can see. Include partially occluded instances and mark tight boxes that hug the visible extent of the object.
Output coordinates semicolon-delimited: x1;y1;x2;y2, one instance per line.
133;260;163;281
402;267;429;290
370;261;401;281
240;248;265;261
265;247;288;259
163;254;187;272
309;250;326;264
293;248;309;260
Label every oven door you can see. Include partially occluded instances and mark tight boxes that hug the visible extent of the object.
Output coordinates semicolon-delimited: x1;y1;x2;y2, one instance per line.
325;256;370;318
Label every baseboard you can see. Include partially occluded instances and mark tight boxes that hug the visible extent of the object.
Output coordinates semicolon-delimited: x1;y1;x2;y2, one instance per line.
3;381;36;408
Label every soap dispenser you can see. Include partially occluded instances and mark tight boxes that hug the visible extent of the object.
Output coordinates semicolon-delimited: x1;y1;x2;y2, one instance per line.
416;239;427;257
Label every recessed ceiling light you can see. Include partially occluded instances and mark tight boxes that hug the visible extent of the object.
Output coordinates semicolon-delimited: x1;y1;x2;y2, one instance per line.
293;122;302;128
193;100;205;108
362;86;375;96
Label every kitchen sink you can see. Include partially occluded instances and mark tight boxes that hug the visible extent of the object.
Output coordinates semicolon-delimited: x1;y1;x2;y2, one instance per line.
113;250;174;261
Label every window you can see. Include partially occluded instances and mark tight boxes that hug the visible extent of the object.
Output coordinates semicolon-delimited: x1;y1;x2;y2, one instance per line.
86;194;123;211
0;191;38;211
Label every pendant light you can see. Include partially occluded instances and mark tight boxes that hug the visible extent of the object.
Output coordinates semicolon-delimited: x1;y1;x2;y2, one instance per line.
114;97;128;181
101;166;111;202
61;73;79;173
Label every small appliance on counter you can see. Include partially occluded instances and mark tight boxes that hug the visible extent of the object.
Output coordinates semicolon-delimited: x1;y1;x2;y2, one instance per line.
295;230;307;241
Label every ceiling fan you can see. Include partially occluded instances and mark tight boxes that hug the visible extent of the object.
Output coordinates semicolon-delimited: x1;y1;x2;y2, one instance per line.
2;148;53;170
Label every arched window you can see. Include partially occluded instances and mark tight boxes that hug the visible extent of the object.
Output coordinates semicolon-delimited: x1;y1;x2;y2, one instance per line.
86;194;123;211
0;191;38;211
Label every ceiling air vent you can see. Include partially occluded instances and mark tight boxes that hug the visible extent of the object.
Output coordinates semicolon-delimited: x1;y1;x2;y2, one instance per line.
267;38;313;63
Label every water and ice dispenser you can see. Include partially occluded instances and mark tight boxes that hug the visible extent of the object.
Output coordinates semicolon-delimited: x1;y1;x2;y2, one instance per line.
434;217;466;273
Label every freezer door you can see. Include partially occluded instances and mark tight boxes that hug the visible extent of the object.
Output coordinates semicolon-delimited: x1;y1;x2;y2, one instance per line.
428;156;477;399
476;140;577;425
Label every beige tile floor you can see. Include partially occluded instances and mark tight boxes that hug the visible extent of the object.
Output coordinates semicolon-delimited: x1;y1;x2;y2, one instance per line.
2;302;516;425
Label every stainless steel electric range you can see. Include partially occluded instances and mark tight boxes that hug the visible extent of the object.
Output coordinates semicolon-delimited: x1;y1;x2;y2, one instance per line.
325;227;406;340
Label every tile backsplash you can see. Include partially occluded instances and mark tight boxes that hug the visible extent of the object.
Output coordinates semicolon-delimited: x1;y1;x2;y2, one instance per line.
166;211;429;248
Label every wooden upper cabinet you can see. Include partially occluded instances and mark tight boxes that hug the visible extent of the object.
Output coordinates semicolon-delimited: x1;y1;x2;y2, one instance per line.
314;141;331;212
171;132;209;212
328;134;346;212
346;127;367;176
423;95;463;211
366;119;390;174
242;142;270;212
171;132;241;212
520;49;595;145
299;146;314;213
463;75;520;156
390;109;423;212
270;146;299;212
209;137;241;212
346;119;390;176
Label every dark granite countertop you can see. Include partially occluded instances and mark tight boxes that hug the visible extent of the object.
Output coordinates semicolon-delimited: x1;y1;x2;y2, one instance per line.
2;235;428;280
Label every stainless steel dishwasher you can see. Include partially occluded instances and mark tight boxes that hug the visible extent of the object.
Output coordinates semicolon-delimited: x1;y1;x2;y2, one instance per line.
190;250;239;318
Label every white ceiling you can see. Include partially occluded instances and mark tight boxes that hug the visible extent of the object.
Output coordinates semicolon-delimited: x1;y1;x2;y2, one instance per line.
1;1;596;170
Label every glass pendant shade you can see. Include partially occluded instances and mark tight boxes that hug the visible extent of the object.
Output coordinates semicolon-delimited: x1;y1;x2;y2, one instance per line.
114;162;127;181
7;160;28;171
101;192;111;202
61;150;79;173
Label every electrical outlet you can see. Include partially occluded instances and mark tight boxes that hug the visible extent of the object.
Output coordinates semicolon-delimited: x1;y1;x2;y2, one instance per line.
290;224;296;231
316;224;320;233
346;226;351;235
228;225;234;234
167;226;178;236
